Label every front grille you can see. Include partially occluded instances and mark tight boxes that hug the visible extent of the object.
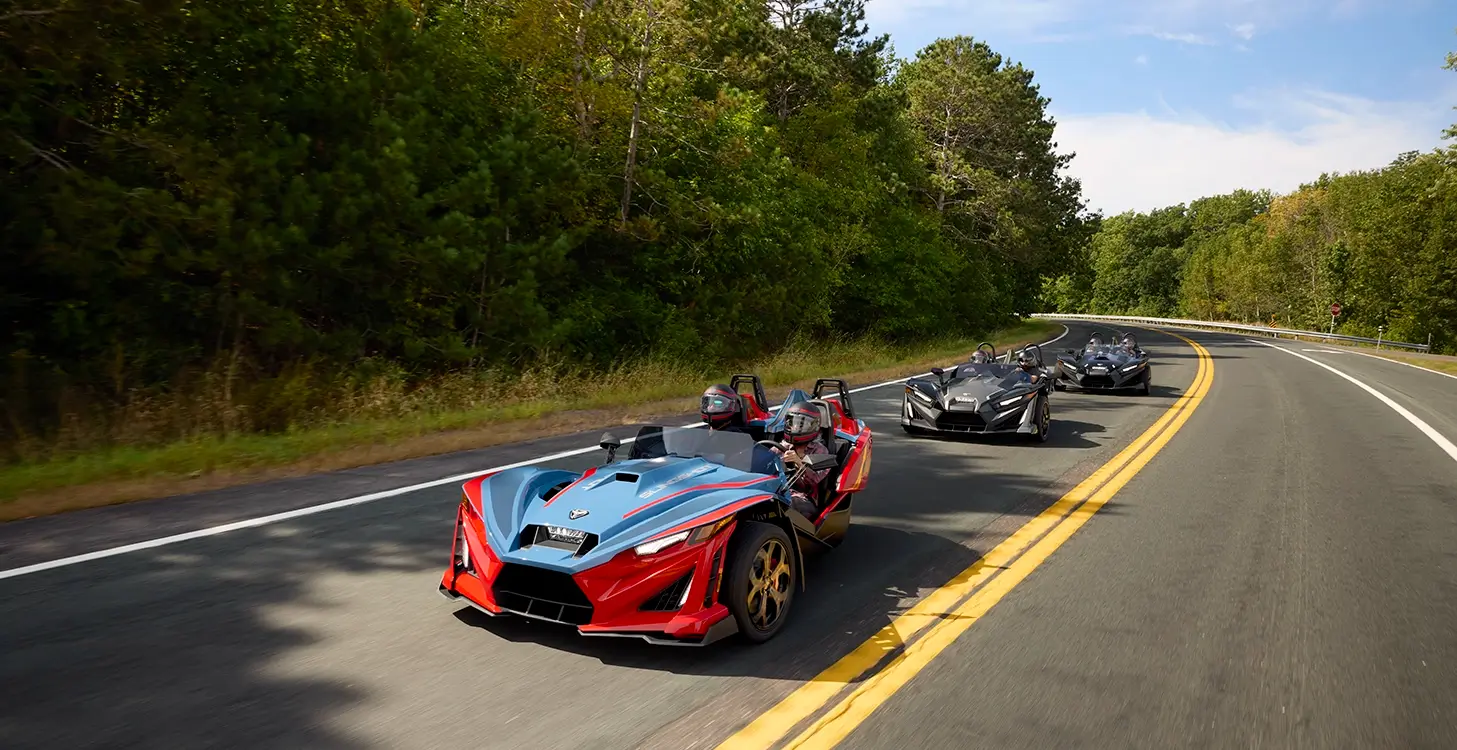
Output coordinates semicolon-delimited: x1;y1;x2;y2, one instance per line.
703;549;724;609
492;563;594;625
1081;375;1116;388
935;410;987;431
640;568;695;612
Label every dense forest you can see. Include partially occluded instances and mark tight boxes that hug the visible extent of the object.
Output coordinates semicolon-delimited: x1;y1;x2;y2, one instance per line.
1044;47;1457;353
1;0;1088;451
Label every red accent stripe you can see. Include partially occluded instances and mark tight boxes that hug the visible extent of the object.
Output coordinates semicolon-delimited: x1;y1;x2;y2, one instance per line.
645;494;776;540
542;466;597;506
815;492;848;525
622;476;776;518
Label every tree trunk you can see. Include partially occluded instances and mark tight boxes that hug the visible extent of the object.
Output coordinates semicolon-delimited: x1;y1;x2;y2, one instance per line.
619;5;654;229
573;0;597;141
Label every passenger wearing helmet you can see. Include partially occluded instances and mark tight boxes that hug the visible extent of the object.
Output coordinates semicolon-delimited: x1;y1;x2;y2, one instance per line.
1085;334;1104;353
699;384;746;432
772;402;831;518
1120;334;1140;354
970;350;991;364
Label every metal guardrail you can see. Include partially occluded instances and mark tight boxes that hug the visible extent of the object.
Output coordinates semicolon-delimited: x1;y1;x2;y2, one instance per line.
1032;313;1432;353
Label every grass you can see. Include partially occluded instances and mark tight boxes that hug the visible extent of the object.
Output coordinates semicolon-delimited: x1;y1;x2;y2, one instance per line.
1363;352;1457;375
0;320;1062;520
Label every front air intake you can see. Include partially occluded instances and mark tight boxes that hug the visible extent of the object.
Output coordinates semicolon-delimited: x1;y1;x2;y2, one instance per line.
492;563;594;625
640;569;695;612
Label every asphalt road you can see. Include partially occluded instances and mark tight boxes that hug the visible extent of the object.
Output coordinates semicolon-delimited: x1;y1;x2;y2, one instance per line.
2;322;1455;749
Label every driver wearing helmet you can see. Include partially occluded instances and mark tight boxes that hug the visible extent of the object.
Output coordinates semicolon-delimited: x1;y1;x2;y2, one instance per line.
1085;334;1105;352
1120;334;1140;354
1014;348;1043;383
699;384;747;432
970;350;991;364
773;402;831;518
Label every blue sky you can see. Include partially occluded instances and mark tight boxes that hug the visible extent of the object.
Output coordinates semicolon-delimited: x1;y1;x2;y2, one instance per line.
864;0;1457;214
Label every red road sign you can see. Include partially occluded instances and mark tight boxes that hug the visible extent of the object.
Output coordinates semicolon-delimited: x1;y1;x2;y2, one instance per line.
1330;303;1342;317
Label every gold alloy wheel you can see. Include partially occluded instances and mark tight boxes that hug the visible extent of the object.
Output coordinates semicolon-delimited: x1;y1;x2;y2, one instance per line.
747;538;792;631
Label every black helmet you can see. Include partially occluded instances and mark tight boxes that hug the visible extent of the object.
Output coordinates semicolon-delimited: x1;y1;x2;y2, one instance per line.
782;402;822;445
1121;334;1137;349
700;384;741;428
1017;348;1038;370
970;350;990;364
1087;334;1104;348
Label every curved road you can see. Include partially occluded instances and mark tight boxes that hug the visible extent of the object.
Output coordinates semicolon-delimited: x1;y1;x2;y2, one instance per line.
2;323;1455;748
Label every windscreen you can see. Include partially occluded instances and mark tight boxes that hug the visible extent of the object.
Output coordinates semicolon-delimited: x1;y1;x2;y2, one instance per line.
952;362;1017;381
628;426;771;474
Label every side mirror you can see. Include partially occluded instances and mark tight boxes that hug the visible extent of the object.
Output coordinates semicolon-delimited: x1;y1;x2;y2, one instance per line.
805;453;838;472
599;432;621;462
929;367;944;377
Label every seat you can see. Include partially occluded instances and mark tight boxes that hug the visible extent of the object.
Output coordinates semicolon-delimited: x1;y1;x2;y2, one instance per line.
807;399;838;448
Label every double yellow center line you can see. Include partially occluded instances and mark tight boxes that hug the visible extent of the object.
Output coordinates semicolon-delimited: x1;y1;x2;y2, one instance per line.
718;331;1215;750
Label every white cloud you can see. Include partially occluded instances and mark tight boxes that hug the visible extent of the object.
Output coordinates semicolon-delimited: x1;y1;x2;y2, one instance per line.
1147;29;1216;44
1230;22;1256;40
1135;54;1149;65
1054;89;1452;214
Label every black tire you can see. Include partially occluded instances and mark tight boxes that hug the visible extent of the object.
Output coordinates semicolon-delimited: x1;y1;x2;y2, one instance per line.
1028;394;1051;443
1138;369;1151;396
902;424;926;436
725;521;797;644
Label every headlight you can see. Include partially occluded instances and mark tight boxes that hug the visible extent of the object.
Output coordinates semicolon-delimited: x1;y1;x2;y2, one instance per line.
905;386;935;404
1121;362;1144;372
634;516;734;556
998;393;1035;408
635;531;688;556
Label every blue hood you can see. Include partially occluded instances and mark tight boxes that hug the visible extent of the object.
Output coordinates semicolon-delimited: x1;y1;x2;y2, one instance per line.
477;457;782;572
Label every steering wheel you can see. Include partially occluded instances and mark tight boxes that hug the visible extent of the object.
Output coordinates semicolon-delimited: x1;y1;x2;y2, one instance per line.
755;439;786;450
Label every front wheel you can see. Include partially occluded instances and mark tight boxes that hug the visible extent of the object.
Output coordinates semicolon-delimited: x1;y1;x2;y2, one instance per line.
1138;369;1151;396
1027;394;1051;443
725;522;797;643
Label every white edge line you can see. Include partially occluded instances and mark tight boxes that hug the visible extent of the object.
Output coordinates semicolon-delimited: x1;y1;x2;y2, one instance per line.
1251;340;1457;464
0;324;1070;580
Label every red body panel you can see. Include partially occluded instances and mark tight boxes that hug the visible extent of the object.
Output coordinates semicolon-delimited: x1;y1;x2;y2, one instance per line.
824;399;857;434
836;426;872;494
574;525;736;639
441;503;505;613
740;394;772;422
439;497;743;642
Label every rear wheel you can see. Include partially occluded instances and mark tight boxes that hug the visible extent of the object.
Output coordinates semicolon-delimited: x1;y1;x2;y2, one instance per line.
1138;369;1151;396
725;522;797;643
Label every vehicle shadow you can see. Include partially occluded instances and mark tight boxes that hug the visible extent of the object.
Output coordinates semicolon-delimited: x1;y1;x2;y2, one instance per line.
447;522;998;677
